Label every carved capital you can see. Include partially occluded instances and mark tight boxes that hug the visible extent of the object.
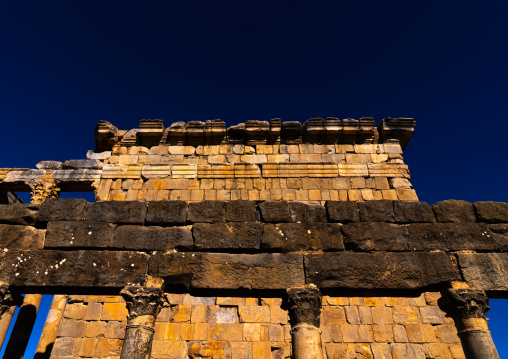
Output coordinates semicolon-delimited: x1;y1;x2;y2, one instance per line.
121;286;165;319
29;174;60;204
0;284;21;315
287;285;322;327
445;288;490;319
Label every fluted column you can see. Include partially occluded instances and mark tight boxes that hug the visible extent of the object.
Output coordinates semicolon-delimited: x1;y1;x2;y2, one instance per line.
120;286;165;359
34;295;68;359
444;288;499;359
287;285;324;359
0;283;21;349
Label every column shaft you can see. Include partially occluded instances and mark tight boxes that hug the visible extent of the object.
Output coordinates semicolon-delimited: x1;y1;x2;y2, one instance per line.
0;305;17;348
34;295;67;359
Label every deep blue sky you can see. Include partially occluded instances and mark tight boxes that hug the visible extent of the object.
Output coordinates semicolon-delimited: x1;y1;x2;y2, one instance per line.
0;1;507;357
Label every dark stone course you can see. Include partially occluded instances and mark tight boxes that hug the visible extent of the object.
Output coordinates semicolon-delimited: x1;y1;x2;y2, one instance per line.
0;224;44;250
259;201;290;223
45;221;116;249
0;250;149;288
341;222;408;251
148;252;305;290
488;224;508;251
230;223;263;249
87;201;147;224
473;201;508;223
288;202;327;223
407;223;496;251
187;201;225;223
146;201;187;225
393;201;436;223
305;252;460;289
37;198;87;223
326;201;359;223
358;200;395;222
262;223;343;252
457;253;508;291
0;204;39;225
225;201;257;222
114;225;193;251
432;200;475;223
193;223;263;250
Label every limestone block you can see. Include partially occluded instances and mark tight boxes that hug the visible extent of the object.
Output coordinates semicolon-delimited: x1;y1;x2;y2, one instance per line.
36;161;64;170
390;178;412;190
308;163;338;177
261;163;278;177
354;144;378;153
368;163;407;177
289;154;321;162
141;164;171;179
208;154;227;164
212;164;235;178
102;164;128;179
338;164;368;177
381;143;403;154
3;169;45;182
234;163;261;178
345;153;372;164
87;150;112;160
93;338;123;357
266;154;289;162
168;146;195;155
240;154;268;163
172;163;197;179
278;163;308;177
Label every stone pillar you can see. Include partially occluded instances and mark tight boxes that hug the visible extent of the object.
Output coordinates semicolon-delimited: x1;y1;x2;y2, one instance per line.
444;288;500;359
3;293;43;359
120;286;165;359
0;283;21;349
287;285;324;359
34;295;68;359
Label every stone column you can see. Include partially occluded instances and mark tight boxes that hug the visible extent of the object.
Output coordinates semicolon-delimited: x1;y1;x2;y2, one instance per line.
3;293;43;359
120;286;165;359
444;288;500;359
0;283;21;349
287;285;324;359
34;295;68;359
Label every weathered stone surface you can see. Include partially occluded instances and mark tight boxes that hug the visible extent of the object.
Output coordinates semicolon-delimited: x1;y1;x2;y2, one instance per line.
36;161;63;170
63;159;102;169
457;253;508;291
187;201;225;223
393;201;436;223
262;223;343;252
37;198;88;223
0;224;45;250
305;252;459;289
45;221;116;248
473;201;508;223
52;169;102;181
358;200;395;222
259;201;290;222
288;202;327;223
146;201;187;225
0;250;149;288
87;201;147;224
193;223;262;250
407;223;496;251
341;222;408;251
488;224;508;251
432;200;475;222
0;203;38;225
148;252;305;290
225;201;257;222
114;225;193;251
326;202;359;223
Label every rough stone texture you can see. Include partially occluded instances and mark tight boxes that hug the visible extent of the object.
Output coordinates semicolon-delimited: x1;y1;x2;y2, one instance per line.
146;201;187;225
305;252;460;289
432;200;476;223
393;201;435;223
45;221;117;249
149;252;305;290
37;198;88;223
114;225;193;251
473;201;508;223
341;222;408;251
87;201;147;224
193;223;263;250
259;201;290;222
457;253;508;291
225;201;257;222
0;203;38;225
262;223;343;252
0;250;148;289
288;202;327;223
326;201;360;223
358;200;395;222
0;224;45;250
187;201;225;223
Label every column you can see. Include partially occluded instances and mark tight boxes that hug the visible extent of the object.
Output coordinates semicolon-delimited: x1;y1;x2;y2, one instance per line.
34;295;68;359
0;283;21;349
3;294;43;359
120;286;165;359
287;285;324;359
444;288;500;359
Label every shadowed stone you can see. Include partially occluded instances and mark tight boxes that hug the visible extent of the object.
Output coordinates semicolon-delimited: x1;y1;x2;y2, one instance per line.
432;200;475;223
145;201;187;225
87;201;147;224
37;198;88;223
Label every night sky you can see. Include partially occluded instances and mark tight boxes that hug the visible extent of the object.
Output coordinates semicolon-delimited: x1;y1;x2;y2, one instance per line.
0;1;507;357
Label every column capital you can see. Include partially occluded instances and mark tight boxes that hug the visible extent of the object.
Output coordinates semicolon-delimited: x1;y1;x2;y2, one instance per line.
445;288;490;319
120;286;165;319
286;285;322;327
29;175;60;204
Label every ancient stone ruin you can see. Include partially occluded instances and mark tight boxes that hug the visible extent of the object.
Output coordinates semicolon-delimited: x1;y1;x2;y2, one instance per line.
0;117;506;358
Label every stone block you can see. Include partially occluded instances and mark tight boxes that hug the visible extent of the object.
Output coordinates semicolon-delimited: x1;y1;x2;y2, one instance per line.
371;306;393;324
239;306;271;323
305;252;459;290
321;306;347;325
0;204;38;225
338;164;368;177
326;201;360;223
473;201;508;223
172;163;197;178
308;163;338;177
262;223;343;252
94;338;123;357
141;164;171;178
457;253;508;291
45;221;116;248
37;198;87;223
83;301;103;321
259;201;290;222
146;200;187;225
148;252;305;290
226;201;257;222
393;201;435;223
114;225;193;250
63;303;87;319
36;160;64;169
51;337;76;356
84;321;107;337
341;222;408;251
278;163;308;177
288;202;327;223
432;200;475;222
57;318;85;337
0;224;45;250
235;163;261;177
358;200;395;222
3;169;45;182
368;163;407;177
87;201;147;224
